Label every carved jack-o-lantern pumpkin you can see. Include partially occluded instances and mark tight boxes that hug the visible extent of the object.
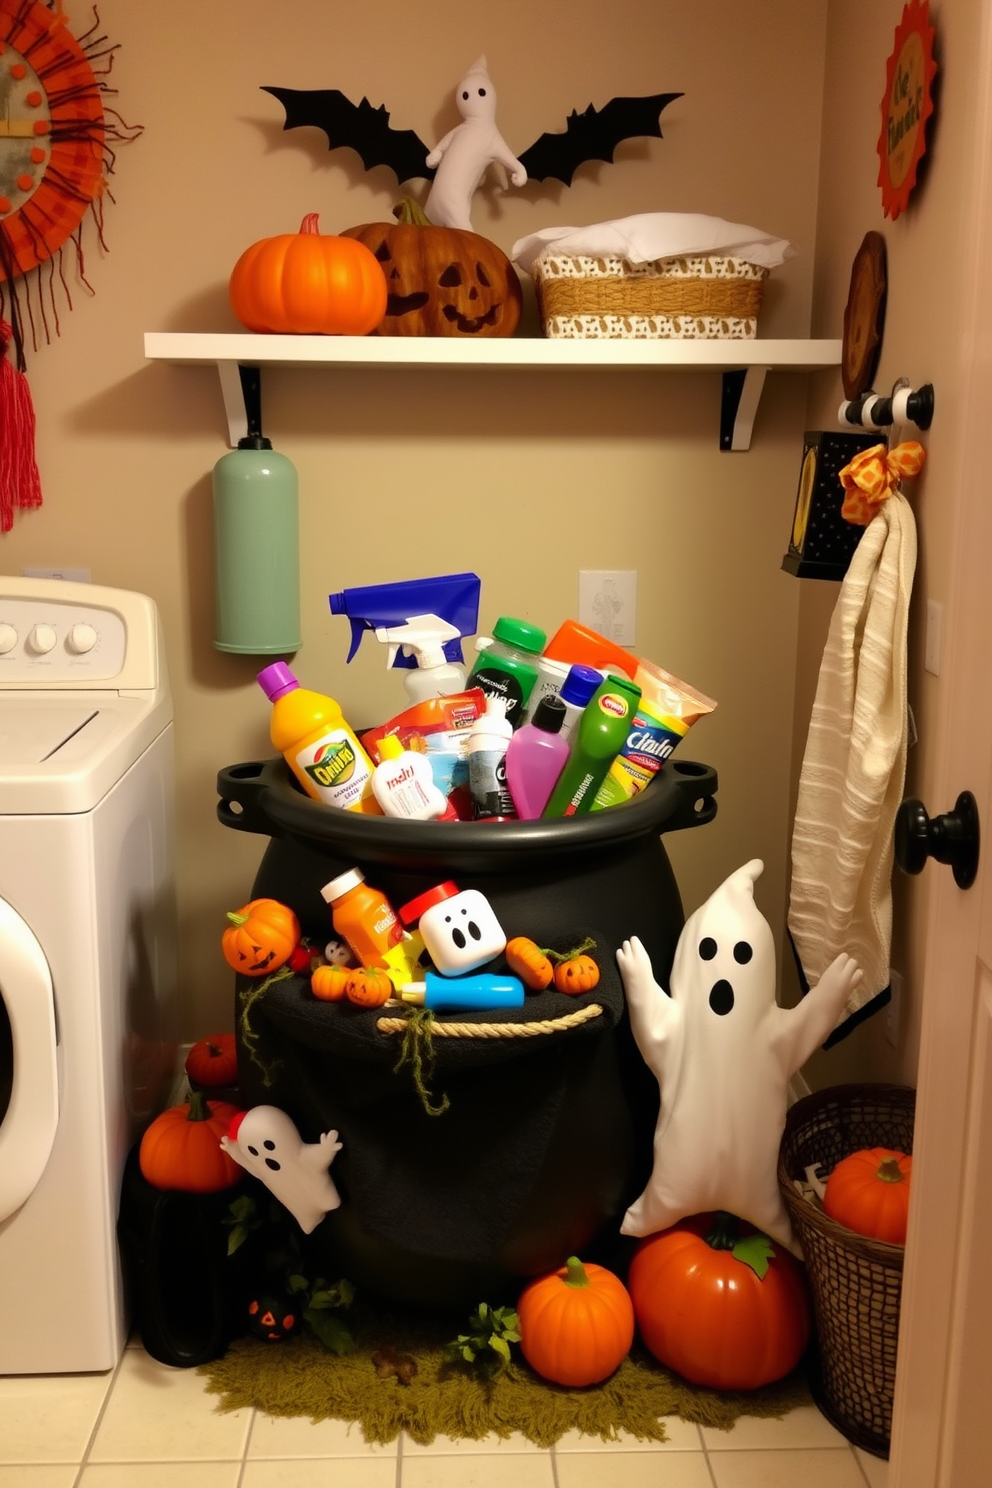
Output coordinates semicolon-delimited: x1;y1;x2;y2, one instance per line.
342;199;522;338
247;1292;300;1342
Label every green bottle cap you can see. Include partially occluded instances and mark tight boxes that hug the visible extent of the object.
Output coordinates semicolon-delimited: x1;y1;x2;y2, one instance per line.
492;616;547;654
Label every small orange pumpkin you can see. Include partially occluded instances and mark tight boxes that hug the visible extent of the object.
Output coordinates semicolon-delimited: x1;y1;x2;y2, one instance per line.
138;1090;243;1193
554;953;600;995
222;898;301;978
311;964;352;1002
823;1147;913;1245
184;1033;238;1089
517;1256;634;1387
345;966;393;1009
229;213;388;335
505;937;554;991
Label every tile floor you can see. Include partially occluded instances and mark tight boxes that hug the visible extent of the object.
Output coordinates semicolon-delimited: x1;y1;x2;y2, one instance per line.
0;1337;890;1488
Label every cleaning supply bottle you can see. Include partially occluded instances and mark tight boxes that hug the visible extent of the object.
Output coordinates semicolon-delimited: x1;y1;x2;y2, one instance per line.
399;971;524;1011
591;660;718;810
320;868;404;968
213;434;301;654
257;661;378;814
557;663;605;741
374;614;468;703
329;572;481;669
542;618;639;680
466;694;516;820
371;734;455;821
543;674;642;818
466;615;546;728
504;695;569;820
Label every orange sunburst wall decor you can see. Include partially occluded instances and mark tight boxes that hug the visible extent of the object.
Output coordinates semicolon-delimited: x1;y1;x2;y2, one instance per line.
0;0;142;372
877;0;938;221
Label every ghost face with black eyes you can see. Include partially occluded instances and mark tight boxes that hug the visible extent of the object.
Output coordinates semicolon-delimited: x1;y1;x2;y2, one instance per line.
220;1106;342;1234
413;885;507;976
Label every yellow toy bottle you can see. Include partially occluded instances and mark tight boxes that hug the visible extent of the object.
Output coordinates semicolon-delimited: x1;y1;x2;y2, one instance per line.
257;661;379;814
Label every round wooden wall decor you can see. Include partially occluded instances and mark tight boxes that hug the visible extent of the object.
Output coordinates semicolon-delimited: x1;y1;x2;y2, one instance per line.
842;231;887;401
877;0;937;221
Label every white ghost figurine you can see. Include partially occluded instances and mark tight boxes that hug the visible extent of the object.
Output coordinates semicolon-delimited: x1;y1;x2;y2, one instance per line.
424;56;527;230
220;1106;342;1234
616;859;862;1255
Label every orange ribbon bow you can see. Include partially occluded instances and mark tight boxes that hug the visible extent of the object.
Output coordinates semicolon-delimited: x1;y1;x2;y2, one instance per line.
839;441;927;526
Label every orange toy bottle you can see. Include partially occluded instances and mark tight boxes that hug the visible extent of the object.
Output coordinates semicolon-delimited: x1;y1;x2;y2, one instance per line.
257;661;379;814
320;868;404;968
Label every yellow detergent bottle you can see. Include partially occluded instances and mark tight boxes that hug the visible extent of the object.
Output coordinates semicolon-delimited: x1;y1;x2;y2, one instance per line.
257;661;379;814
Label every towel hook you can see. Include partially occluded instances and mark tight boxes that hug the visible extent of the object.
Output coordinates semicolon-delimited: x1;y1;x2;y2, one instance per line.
838;379;934;433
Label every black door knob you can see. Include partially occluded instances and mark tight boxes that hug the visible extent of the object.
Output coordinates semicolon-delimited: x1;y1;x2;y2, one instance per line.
895;790;980;889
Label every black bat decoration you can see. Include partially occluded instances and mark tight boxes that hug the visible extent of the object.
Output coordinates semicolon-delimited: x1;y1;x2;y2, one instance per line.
262;85;682;189
262;87;434;184
518;93;682;186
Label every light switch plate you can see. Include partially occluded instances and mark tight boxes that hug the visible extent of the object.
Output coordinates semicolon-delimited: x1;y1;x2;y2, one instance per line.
578;570;637;647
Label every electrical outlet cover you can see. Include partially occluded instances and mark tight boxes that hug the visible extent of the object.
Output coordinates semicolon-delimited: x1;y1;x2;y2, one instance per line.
578;570;636;647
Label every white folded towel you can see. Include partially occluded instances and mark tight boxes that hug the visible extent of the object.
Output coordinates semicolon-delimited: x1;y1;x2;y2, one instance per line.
788;493;917;1031
510;213;795;275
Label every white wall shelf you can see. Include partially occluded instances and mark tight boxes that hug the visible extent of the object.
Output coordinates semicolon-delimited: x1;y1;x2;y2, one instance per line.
143;332;842;451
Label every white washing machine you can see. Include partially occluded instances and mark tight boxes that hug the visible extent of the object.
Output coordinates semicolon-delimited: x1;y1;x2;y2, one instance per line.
0;576;177;1373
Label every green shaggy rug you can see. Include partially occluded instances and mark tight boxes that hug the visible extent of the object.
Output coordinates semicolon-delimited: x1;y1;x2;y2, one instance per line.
199;1304;813;1447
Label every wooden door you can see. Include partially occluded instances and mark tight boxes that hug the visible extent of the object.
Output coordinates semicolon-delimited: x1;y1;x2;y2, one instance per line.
887;12;992;1480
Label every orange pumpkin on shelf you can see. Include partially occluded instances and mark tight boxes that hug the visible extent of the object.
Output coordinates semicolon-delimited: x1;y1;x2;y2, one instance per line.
221;897;300;978
823;1147;913;1245
138;1091;243;1193
628;1211;810;1391
517;1256;634;1387
229;213;387;335
341;198;522;338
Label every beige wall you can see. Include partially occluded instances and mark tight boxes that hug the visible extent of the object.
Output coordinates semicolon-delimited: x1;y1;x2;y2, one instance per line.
3;1;829;1035
795;0;974;1090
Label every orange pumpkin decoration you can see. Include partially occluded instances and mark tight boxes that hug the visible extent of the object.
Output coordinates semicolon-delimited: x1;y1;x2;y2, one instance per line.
311;963;352;1002
628;1212;810;1390
222;898;300;978
345;966;393;1009
517;1256;634;1387
229;213;387;335
554;953;600;995
138;1090;243;1193
184;1033;238;1089
341;198;522;339
505;937;554;991
823;1147;913;1245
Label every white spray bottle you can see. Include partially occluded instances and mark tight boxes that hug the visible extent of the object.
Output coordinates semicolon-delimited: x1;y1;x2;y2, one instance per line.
374;613;468;703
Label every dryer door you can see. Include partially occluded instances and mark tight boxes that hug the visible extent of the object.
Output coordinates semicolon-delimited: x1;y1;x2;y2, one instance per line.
0;896;58;1223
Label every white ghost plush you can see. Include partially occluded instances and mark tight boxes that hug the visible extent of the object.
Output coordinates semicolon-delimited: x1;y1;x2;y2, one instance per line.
616;859;862;1254
220;1106;342;1234
424;57;527;230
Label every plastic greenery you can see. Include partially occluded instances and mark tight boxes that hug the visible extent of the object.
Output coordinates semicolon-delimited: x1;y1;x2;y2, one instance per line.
443;1302;521;1378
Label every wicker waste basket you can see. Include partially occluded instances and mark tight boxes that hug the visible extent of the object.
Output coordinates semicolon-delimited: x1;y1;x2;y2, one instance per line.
532;253;768;339
777;1083;915;1459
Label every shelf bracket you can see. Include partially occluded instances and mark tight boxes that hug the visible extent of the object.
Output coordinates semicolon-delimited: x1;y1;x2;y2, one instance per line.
720;366;770;451
217;363;262;447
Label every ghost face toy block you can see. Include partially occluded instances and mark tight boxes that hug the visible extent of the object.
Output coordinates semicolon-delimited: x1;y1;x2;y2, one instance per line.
616;859;861;1255
220;1106;342;1234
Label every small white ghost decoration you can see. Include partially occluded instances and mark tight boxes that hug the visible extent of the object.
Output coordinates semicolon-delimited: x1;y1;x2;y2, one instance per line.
616;859;862;1255
424;56;527;230
220;1106;342;1234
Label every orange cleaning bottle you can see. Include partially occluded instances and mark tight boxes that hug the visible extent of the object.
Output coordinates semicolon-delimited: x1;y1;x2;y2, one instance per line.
320;868;404;967
257;661;379;814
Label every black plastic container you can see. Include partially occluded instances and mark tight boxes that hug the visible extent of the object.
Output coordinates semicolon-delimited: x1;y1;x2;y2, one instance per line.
216;755;717;1305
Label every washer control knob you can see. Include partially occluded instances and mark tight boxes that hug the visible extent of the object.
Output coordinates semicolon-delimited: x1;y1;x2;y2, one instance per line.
27;623;57;654
67;622;97;654
0;622;17;654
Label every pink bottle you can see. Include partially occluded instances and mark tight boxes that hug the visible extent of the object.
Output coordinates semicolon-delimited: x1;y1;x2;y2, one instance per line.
504;696;570;819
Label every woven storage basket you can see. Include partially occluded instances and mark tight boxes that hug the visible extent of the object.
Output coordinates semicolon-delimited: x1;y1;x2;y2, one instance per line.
778;1082;915;1459
532;252;768;339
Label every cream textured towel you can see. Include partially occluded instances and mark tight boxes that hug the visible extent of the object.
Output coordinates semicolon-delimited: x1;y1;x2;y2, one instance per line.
788;493;917;1030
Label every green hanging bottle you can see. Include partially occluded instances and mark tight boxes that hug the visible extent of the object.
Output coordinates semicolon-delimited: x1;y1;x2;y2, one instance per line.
212;434;301;654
